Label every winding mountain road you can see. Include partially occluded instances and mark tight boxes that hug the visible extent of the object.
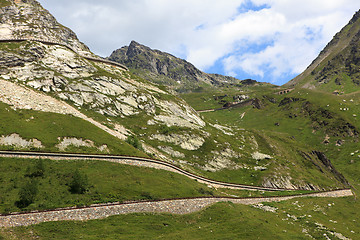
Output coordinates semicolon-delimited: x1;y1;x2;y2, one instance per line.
0;151;297;191
0;151;354;228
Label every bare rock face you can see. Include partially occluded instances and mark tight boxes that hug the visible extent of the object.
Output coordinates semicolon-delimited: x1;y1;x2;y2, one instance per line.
262;176;322;191
203;148;242;172
56;137;109;152
108;41;243;91
150;133;205;150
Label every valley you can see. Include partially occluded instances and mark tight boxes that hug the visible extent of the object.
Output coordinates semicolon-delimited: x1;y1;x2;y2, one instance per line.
0;0;360;239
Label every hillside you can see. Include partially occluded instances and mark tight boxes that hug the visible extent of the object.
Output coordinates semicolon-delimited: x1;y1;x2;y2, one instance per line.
0;1;359;239
285;9;360;94
0;0;349;192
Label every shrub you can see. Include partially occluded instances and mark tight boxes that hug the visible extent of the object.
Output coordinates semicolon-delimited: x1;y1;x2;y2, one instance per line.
126;135;143;151
26;159;45;178
159;125;171;134
69;169;89;194
140;192;153;200
198;187;213;196
16;180;38;208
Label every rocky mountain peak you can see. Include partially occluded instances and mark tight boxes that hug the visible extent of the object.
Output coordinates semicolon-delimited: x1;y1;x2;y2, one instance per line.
109;41;245;92
126;40;153;58
349;9;360;25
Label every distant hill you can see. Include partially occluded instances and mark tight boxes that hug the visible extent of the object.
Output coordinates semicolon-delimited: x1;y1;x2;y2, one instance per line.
108;41;256;92
285;9;360;94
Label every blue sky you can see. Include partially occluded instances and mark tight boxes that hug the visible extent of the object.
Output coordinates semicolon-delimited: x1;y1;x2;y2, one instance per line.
38;0;360;85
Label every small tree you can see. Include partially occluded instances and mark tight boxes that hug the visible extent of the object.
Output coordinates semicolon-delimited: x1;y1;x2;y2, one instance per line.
126;135;143;150
69;169;89;194
25;159;45;178
32;159;45;177
16;180;38;208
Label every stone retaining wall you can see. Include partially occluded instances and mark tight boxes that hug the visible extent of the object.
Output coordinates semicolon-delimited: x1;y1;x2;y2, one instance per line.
0;189;353;228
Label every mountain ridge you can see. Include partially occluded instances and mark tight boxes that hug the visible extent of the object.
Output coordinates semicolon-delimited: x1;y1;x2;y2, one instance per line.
285;9;360;93
109;40;261;92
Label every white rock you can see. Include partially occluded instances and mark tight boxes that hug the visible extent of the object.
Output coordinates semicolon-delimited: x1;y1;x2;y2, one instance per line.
0;133;43;149
252;152;272;160
150;133;205;150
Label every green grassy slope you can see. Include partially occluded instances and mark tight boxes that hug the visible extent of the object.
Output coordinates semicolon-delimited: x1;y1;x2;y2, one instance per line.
0;157;214;213
0;102;145;156
182;87;357;190
2;131;358;239
0;0;10;8
2;86;359;239
180;83;276;111
0;157;310;214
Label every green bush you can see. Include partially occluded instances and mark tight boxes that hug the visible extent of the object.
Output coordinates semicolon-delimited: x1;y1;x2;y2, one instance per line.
159;125;171;134
26;159;45;178
16;180;38;208
198;187;213;196
126;135;143;151
69;169;89;194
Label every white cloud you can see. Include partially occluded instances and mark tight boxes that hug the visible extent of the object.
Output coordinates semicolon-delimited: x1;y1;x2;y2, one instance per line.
219;2;360;83
37;0;360;84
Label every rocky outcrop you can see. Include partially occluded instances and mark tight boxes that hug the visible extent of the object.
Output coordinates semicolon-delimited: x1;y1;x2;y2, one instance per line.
0;0;92;56
203;148;242;172
278;97;303;107
251;152;272;160
0;40;205;128
150;133;205;150
0;78;128;140
302;151;351;188
262;175;320;191
56;137;109;152
0;133;43;149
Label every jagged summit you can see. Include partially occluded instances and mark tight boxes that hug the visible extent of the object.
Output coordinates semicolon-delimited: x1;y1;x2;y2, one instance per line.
0;0;91;55
285;9;360;93
109;40;245;92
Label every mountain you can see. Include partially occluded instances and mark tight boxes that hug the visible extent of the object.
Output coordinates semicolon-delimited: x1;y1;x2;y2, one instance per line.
0;0;205;155
285;9;360;94
1;1;359;239
0;0;350;192
108;41;252;92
